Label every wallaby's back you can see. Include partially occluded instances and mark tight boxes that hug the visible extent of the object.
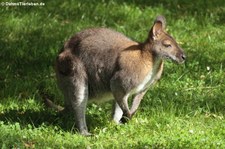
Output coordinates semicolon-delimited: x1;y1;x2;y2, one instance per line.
60;28;137;97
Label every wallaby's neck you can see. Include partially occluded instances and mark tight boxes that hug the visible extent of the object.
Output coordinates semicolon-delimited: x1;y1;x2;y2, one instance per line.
141;40;163;65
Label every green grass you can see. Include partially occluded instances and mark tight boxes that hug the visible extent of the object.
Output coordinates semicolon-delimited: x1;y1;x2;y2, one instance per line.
0;0;225;148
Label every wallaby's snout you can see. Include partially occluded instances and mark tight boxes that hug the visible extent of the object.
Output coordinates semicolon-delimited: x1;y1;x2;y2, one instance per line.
176;48;186;64
172;44;186;64
149;15;186;64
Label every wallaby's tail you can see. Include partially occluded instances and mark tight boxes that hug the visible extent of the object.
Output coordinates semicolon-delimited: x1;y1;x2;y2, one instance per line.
39;88;64;112
43;96;64;112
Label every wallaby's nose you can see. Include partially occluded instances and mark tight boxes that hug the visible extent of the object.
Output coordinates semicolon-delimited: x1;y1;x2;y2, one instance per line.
177;52;186;64
181;54;186;61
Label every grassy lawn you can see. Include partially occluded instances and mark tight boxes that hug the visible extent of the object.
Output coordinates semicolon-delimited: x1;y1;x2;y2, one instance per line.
0;0;225;148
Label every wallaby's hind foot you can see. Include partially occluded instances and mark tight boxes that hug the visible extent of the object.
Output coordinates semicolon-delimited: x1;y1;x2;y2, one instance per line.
80;130;92;136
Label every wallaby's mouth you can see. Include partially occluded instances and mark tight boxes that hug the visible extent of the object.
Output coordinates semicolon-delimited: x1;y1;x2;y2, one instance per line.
163;54;186;64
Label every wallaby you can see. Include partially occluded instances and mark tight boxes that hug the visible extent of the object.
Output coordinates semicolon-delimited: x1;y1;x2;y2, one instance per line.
54;15;185;136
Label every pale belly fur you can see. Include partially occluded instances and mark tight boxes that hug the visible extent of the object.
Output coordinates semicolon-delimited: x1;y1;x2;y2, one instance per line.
89;92;114;104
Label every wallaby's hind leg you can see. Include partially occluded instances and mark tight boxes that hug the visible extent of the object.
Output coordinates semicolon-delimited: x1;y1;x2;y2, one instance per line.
56;50;90;136
110;74;147;123
110;75;132;122
112;91;147;124
112;102;123;124
111;87;131;121
70;78;89;136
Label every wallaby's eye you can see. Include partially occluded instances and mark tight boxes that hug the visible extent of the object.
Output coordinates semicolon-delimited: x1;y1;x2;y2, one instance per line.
163;40;172;48
164;43;171;48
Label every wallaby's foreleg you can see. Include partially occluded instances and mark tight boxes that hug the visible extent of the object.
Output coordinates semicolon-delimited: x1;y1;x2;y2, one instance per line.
130;90;147;116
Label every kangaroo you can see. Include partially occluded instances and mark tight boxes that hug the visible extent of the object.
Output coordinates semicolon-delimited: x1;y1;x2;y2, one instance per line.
54;16;186;136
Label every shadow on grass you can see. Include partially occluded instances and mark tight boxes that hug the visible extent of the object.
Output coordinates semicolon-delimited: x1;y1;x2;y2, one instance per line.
0;108;109;133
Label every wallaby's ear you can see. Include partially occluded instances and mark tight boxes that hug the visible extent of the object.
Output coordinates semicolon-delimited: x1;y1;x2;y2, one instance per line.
155;15;166;30
150;15;166;40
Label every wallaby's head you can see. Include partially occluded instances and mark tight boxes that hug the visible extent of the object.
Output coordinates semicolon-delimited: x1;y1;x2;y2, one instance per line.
148;15;186;64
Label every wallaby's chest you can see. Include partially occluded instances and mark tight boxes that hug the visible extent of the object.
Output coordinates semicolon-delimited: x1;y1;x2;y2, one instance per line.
134;60;163;93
